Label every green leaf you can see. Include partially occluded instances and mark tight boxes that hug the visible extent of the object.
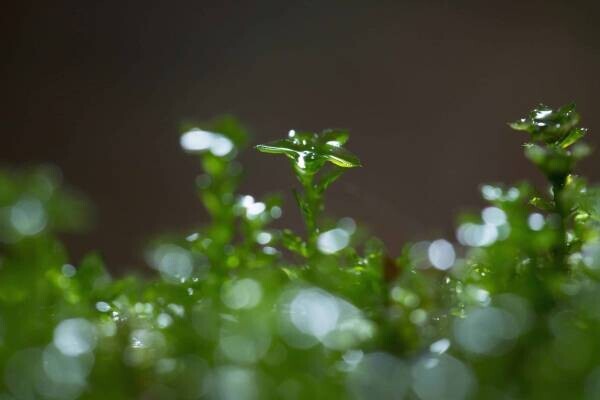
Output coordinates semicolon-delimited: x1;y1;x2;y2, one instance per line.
318;168;345;193
322;145;361;168
559;127;587;148
255;139;300;156
530;196;553;211
320;129;349;147
510;103;581;144
280;229;308;257
256;129;361;171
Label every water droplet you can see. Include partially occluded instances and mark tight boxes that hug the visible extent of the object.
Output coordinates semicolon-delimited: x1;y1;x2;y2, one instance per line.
428;240;455;270
180;129;234;157
10;197;47;236
61;264;76;278
53;319;97;356
256;231;272;245
290;289;339;340
457;223;497;247
317;228;350;254
207;366;258;400
95;301;111;313
346;352;410;400
270;206;282;219
412;354;475;400
337;217;357;234
453;306;519;355
156;313;173;329
180;129;213;152
221;279;263;310
481;185;502;201
429;338;451;354
148;244;193;284
528;213;545;231
481;207;507;226
210;135;234;156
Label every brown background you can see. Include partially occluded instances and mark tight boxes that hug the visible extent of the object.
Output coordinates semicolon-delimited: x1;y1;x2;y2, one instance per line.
2;1;600;271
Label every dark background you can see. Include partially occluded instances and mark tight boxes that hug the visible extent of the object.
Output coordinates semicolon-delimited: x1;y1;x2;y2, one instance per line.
2;1;600;272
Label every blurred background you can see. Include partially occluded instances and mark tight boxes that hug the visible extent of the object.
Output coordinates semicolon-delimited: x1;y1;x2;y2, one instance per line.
2;0;599;271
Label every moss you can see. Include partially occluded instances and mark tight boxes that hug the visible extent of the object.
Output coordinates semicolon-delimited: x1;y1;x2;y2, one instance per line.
0;105;599;399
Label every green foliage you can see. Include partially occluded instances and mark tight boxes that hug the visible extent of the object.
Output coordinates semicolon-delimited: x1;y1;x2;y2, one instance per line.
256;129;360;173
257;129;360;256
510;104;590;182
1;104;600;399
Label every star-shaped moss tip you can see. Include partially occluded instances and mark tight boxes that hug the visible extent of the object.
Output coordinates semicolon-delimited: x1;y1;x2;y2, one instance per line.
509;103;586;148
256;129;361;173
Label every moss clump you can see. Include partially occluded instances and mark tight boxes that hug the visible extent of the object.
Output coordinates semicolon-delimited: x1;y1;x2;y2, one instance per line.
1;105;600;400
